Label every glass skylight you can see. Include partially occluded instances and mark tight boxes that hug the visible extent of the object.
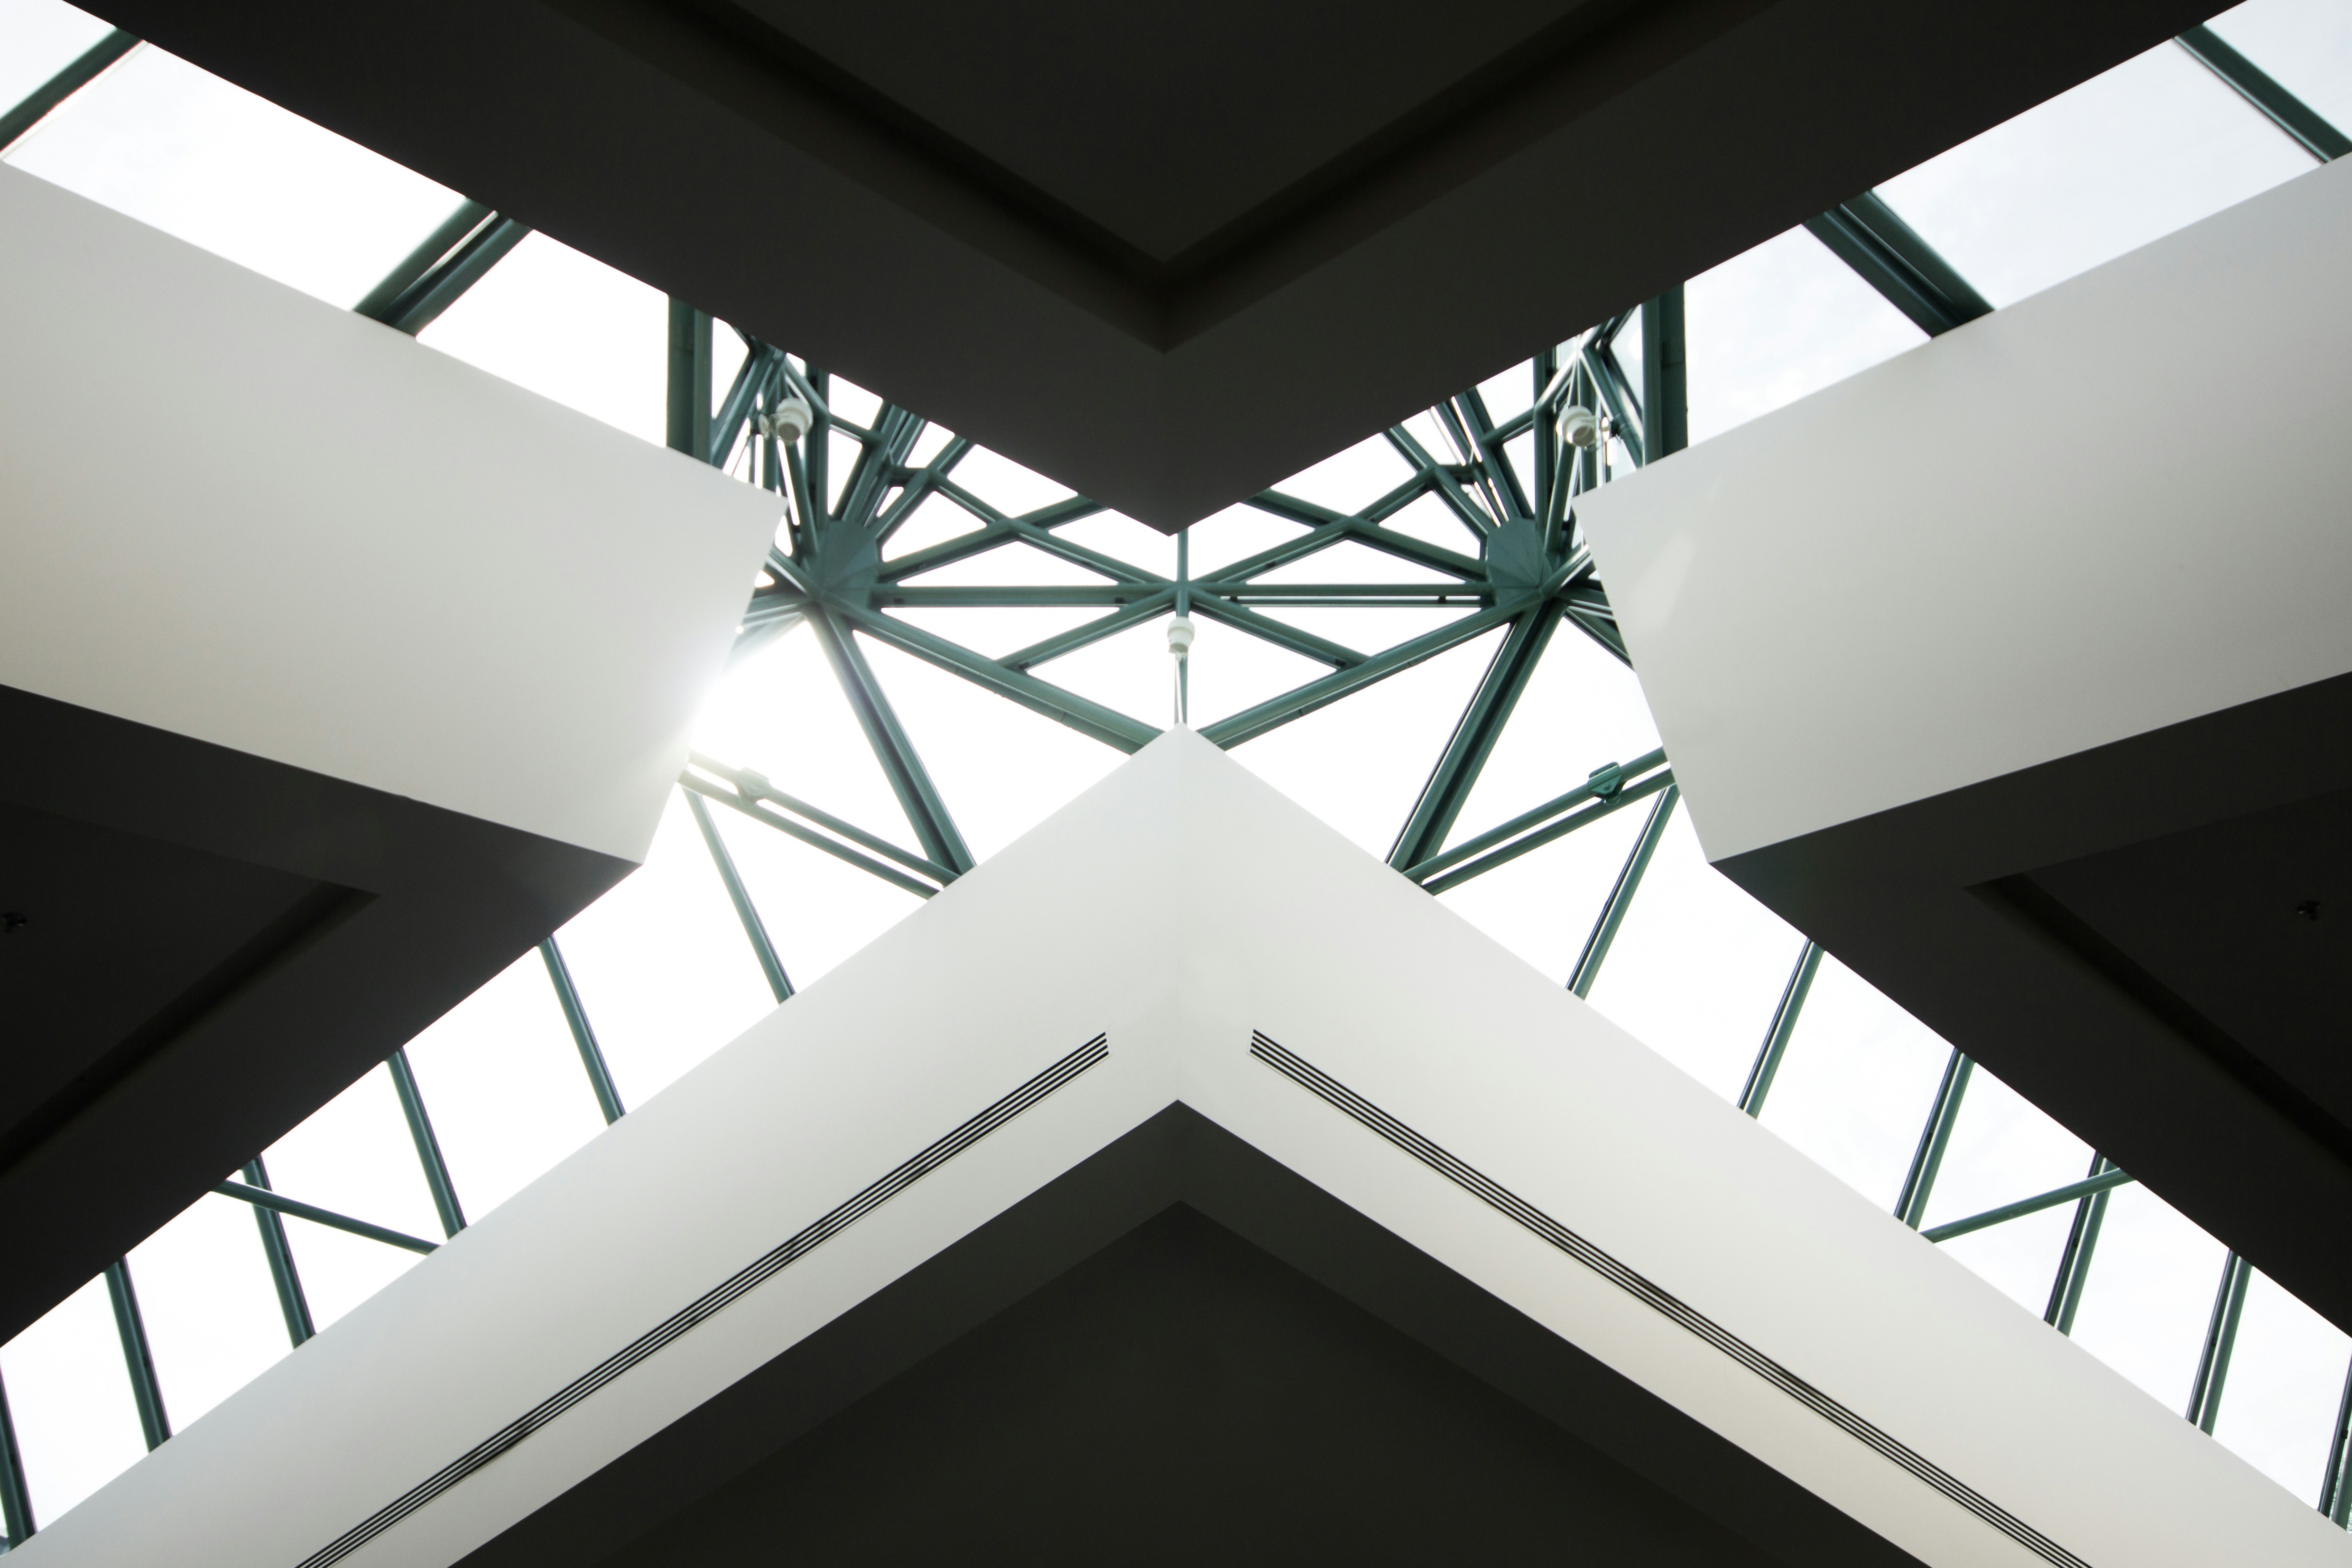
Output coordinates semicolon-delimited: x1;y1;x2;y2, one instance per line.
5;0;2350;1538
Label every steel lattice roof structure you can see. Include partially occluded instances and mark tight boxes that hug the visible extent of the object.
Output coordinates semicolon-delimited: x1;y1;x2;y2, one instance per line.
1;0;2350;1556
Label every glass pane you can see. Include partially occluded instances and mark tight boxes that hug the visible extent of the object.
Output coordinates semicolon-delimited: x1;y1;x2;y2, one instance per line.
418;232;667;444
1250;538;1458;586
2207;0;2352;148
1751;956;1950;1207
2213;1272;2351;1503
1267;430;1415;513
1920;1069;2093;1316
553;790;779;1107
2068;1184;2230;1414
401;950;608;1220
262;1066;438;1330
857;633;1128;862
1446;621;1661;848
0;1275;145;1525
1056;509;1177;579
1435;806;1645;989
695;622;918;851
1582;814;1803;1101
1876;41;2315;309
1685;225;1925;446
1230;626;1501;859
0;0;113;111
5;44;462;308
124;1193;290;1432
704;793;925;993
943;443;1074;516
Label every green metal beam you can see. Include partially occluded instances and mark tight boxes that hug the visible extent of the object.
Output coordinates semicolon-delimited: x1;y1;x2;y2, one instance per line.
1741;940;1823;1117
0;28;136;154
1896;1049;1974;1228
877;494;1106;583
353;201;489;320
240;1156;315;1346
686;789;794;1003
1389;606;1560;872
541;937;626;1124
1203;580;1564;752
2177;24;2349;163
1923;1166;2138;1243
667;300;714;459
835;601;1161;754
681;775;940;897
1404;747;1669;885
1805;193;1991;338
2186;1251;2254;1433
687;754;955;885
1239;491;1486;582
102;1261;169;1451
0;1368;34;1547
2044;1152;2116;1335
212;1180;440;1256
1384;425;1493;538
2320;1358;2352;1522
386;1049;466;1237
1001;590;1178;671
806;607;975;873
709;340;782;467
1187;588;1367;670
1638;288;1689;458
359;213;528;336
1567;782;1678;997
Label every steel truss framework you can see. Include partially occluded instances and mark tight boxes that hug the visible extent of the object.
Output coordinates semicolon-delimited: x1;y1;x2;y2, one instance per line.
1;21;2348;1549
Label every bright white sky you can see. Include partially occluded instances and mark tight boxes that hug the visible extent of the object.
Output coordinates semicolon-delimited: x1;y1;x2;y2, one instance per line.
5;0;2351;1532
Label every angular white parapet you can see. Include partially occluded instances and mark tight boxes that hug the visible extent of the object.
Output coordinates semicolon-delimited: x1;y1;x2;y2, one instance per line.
0;164;782;1347
0;164;779;866
1579;156;2352;867
20;735;2336;1568
1572;157;2352;1345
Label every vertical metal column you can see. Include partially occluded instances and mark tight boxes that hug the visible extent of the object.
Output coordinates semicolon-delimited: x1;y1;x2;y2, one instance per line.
1639;288;1688;461
1895;1050;1973;1228
542;938;626;1124
1530;347;1559;524
102;1262;168;1451
241;1156;314;1346
2318;1355;2352;1523
667;299;713;460
386;1050;466;1238
1567;784;1679;998
2043;1151;2115;1334
2185;1251;2254;1433
685;791;793;1003
1175;527;1192;725
1740;939;1822;1117
0;1367;33;1548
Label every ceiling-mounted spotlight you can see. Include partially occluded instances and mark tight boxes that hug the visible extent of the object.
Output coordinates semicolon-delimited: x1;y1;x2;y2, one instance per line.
1557;404;1600;450
758;393;815;445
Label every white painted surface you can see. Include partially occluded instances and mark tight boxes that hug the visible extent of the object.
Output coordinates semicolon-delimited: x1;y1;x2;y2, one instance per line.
22;733;2340;1567
0;166;779;863
1580;157;2352;863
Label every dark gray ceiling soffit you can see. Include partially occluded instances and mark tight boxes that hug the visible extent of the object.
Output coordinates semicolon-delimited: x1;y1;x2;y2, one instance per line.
91;0;2212;529
465;1105;1923;1568
0;684;630;1345
1721;670;2352;1336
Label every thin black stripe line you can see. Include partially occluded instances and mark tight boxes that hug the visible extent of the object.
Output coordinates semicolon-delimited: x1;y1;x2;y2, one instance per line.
1249;1031;2092;1568
295;1034;1108;1568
